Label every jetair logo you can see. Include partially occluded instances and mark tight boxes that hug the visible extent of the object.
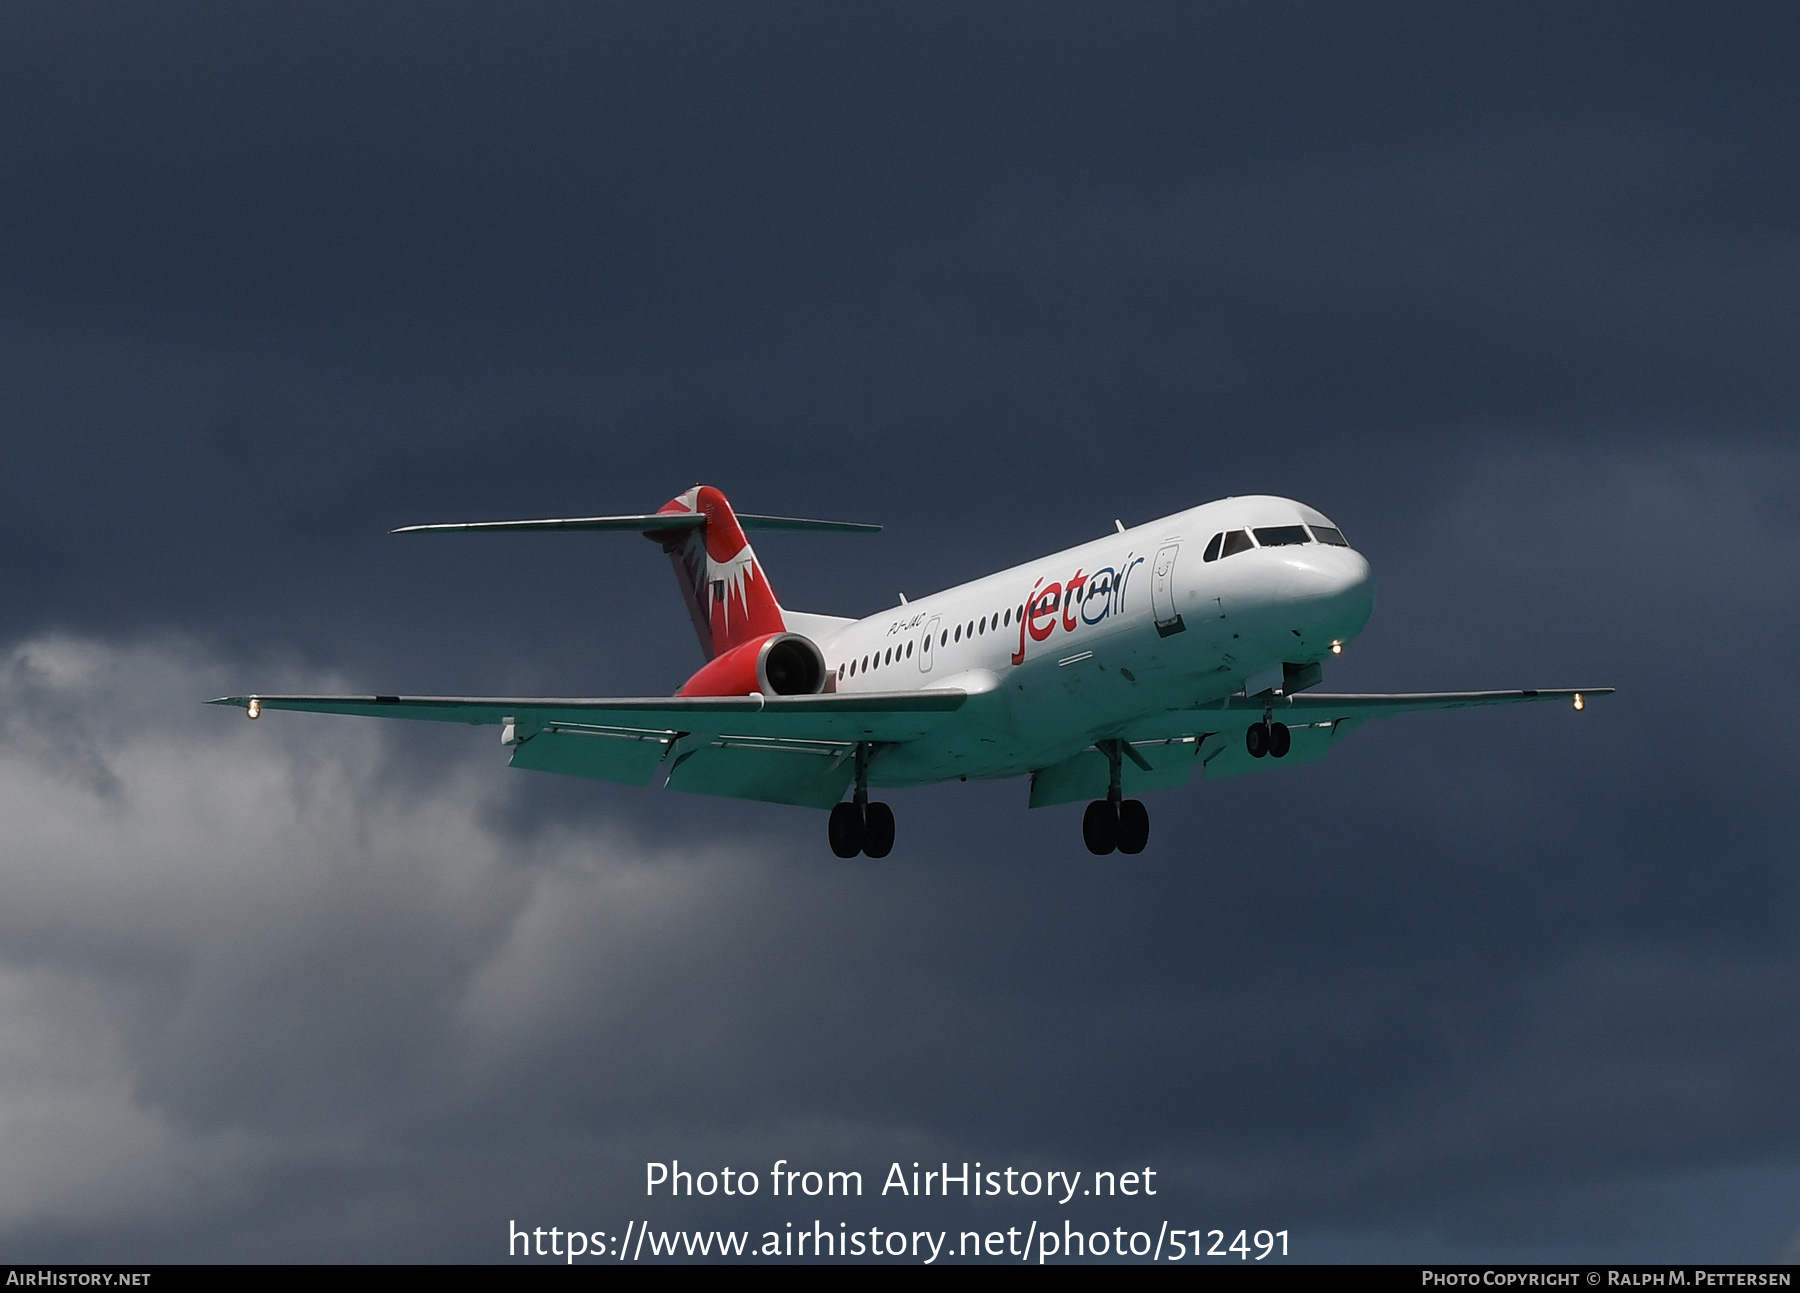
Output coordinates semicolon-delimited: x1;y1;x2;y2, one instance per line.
1012;555;1144;665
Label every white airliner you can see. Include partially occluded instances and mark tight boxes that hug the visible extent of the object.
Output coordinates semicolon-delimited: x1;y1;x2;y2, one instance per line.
215;485;1609;857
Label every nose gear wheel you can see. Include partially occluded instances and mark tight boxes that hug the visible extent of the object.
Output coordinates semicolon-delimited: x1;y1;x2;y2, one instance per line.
1246;720;1291;759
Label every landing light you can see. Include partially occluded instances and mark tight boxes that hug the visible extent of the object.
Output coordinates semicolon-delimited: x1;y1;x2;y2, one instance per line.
1573;693;1584;711
1330;640;1342;655
246;698;261;720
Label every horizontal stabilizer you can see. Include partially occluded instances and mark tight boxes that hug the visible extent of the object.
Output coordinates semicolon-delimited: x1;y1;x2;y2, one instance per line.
392;512;879;536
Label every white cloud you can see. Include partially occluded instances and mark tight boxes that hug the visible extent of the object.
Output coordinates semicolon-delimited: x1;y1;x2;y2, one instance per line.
0;634;772;1237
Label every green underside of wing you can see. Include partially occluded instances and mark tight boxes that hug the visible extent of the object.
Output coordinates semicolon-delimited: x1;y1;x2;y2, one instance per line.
1028;740;1201;808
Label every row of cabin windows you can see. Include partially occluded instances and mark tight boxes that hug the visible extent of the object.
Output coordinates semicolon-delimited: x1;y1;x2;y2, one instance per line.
840;639;915;679
1202;522;1350;562
837;600;1038;680
838;526;1349;679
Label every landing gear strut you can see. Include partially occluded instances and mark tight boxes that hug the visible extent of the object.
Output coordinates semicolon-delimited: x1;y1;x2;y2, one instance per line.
1084;740;1150;855
830;743;894;858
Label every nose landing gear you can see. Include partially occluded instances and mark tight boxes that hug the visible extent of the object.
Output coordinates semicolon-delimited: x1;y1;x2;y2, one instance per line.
829;743;895;858
1245;718;1291;759
1084;739;1150;855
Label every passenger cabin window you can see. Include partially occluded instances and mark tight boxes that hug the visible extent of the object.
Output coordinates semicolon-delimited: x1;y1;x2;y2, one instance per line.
1310;524;1349;547
1220;529;1254;558
1203;532;1223;561
1253;525;1310;547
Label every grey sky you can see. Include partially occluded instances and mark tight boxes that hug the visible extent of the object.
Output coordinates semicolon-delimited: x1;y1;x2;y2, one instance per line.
1;3;1797;1262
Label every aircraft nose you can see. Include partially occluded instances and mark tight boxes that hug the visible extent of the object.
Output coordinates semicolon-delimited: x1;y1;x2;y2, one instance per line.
1335;551;1376;633
1291;548;1376;635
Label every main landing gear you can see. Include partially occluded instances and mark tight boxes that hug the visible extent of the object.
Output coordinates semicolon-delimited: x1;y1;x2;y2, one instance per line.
829;800;893;858
830;743;894;858
1084;739;1149;855
1083;798;1148;855
1245;718;1291;759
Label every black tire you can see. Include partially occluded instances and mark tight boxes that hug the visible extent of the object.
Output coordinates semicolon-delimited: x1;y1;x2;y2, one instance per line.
1269;721;1291;758
1245;722;1269;758
828;802;865;858
1116;799;1150;854
1082;800;1119;855
862;801;896;858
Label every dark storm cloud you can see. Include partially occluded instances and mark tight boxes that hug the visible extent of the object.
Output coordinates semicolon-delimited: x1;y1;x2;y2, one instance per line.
1;3;1797;1262
4;446;1796;1261
4;4;1798;660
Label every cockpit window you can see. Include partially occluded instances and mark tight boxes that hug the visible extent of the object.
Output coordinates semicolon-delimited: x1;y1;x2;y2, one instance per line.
1203;532;1223;562
1253;525;1309;547
1220;529;1254;558
1309;524;1349;547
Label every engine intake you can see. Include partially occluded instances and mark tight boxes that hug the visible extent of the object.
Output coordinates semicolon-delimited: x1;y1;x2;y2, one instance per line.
760;633;827;695
677;632;828;697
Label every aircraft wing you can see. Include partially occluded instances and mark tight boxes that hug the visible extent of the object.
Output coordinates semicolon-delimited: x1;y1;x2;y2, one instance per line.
1203;686;1612;723
1189;686;1612;782
1032;687;1613;806
209;690;965;739
209;690;973;810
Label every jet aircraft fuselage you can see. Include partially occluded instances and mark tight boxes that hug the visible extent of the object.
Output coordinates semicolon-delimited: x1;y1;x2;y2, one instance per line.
216;484;1604;858
814;494;1373;785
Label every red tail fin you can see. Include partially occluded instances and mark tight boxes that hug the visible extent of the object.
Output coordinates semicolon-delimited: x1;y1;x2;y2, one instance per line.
656;486;788;659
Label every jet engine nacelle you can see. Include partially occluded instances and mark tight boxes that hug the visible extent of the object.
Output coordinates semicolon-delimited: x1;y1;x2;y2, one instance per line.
676;632;828;698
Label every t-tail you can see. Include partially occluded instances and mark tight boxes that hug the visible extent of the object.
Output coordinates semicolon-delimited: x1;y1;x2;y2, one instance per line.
390;485;879;662
654;485;788;660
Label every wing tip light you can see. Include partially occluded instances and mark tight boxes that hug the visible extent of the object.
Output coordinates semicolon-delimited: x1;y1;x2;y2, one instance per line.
205;696;259;716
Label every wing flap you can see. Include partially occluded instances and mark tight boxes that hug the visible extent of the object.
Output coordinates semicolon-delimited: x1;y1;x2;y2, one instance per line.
1027;738;1200;809
506;723;679;786
665;737;855;808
